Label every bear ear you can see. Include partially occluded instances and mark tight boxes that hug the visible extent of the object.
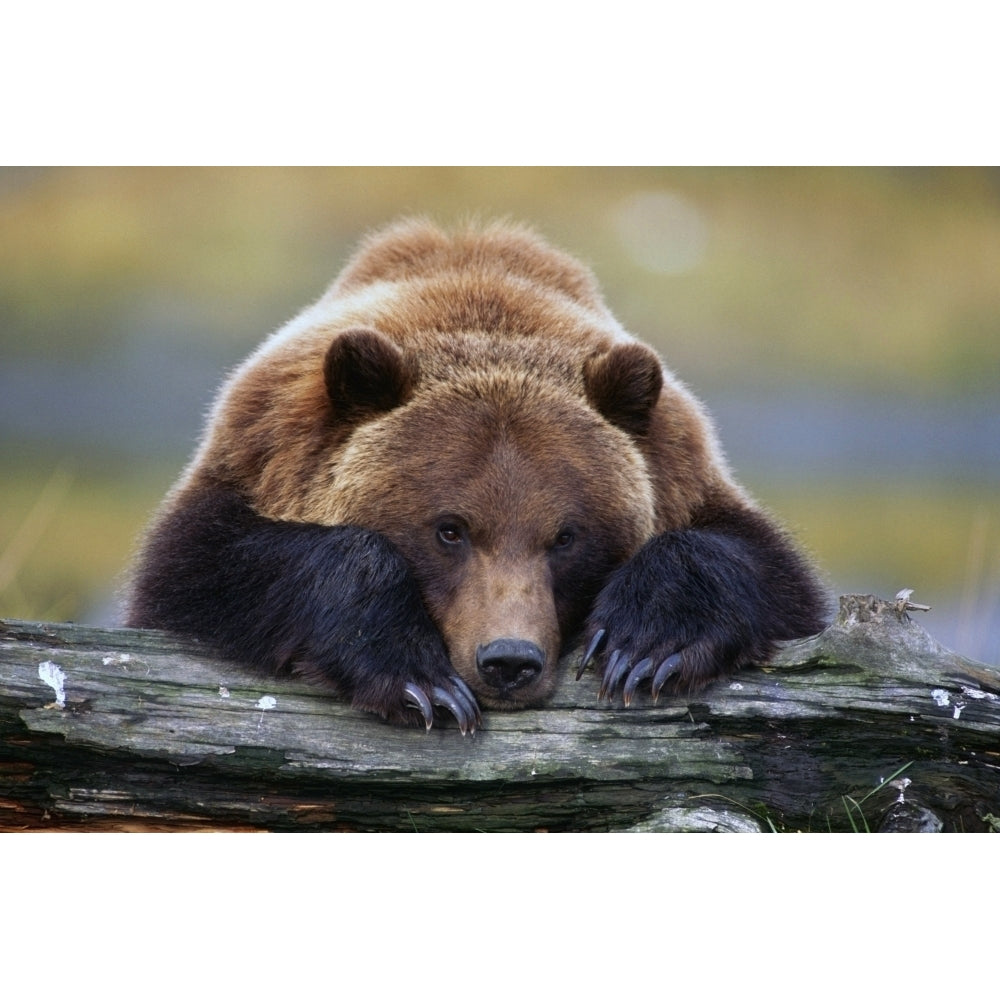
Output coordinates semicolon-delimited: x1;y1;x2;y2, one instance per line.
324;328;413;422
583;342;663;436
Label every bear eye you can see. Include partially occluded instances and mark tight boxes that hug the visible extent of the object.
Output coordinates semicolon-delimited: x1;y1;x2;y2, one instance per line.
552;528;576;550
436;523;465;546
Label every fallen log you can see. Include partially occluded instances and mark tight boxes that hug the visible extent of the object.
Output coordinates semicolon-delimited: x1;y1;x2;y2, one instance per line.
2;594;998;831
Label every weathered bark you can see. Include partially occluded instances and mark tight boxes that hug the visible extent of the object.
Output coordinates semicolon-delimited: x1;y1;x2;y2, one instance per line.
2;595;998;832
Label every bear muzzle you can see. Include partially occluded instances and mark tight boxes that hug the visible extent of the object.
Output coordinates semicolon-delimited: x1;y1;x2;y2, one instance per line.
476;638;545;695
431;552;563;708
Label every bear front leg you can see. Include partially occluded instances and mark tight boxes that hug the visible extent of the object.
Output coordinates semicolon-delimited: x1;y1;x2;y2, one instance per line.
126;483;480;733
580;510;828;704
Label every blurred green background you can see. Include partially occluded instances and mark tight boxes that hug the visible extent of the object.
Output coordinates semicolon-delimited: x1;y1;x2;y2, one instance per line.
1;166;997;663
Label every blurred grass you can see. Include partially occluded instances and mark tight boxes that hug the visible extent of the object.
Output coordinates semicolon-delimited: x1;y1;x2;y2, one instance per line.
752;479;999;596
0;457;175;623
3;167;999;391
754;479;1000;666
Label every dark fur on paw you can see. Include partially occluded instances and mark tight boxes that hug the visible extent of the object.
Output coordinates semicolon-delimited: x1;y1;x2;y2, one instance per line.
580;523;827;704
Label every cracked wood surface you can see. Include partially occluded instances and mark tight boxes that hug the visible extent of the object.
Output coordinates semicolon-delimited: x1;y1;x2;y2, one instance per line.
2;595;998;831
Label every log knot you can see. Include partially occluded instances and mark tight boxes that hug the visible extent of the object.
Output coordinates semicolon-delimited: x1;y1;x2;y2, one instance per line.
836;592;929;628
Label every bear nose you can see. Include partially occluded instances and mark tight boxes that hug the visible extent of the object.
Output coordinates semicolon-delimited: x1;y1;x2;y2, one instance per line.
476;638;545;691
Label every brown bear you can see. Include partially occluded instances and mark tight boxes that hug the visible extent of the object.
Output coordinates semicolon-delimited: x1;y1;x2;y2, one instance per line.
126;218;828;733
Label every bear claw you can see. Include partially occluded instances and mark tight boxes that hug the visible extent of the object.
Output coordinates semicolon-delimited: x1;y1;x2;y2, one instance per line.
622;657;655;707
404;683;435;729
596;647;685;705
431;684;478;735
576;628;607;680
598;649;630;701
404;680;481;735
651;653;683;701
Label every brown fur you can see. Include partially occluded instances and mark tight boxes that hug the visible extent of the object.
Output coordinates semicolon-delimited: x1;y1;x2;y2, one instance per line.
187;219;730;528
133;218;820;719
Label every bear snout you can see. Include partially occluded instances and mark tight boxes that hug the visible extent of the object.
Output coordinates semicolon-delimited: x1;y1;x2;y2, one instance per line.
476;638;545;693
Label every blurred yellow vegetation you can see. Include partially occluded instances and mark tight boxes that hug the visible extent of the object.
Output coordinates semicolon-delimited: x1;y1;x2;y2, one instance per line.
0;461;176;623
3;167;999;388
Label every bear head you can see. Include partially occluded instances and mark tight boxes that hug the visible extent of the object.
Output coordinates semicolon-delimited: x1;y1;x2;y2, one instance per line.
315;327;662;710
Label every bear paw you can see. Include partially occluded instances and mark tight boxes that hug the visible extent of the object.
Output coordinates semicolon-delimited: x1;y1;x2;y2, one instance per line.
578;627;741;705
346;663;482;734
578;529;778;705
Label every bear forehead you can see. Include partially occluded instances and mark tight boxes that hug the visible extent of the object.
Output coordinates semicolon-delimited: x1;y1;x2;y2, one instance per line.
350;372;632;468
328;376;657;537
